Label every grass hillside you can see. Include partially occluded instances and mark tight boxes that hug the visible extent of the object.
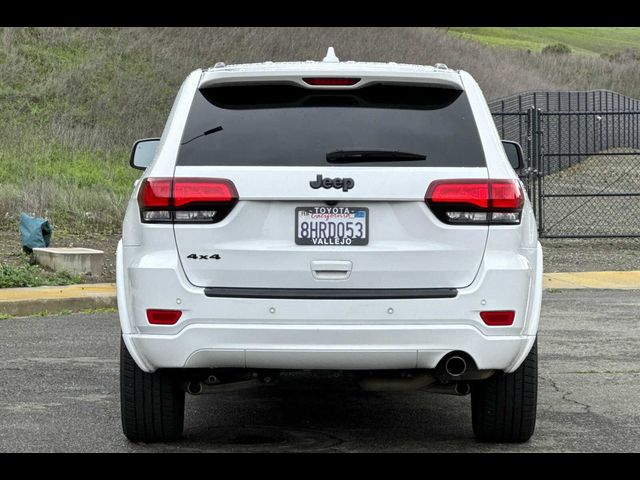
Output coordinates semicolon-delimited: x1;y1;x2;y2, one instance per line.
2;27;640;235
448;27;640;56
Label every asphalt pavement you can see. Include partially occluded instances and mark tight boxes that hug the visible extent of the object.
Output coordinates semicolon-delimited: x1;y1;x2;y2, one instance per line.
1;289;639;452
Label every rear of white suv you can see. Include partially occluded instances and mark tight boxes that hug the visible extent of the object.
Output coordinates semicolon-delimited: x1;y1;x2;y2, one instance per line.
118;53;542;443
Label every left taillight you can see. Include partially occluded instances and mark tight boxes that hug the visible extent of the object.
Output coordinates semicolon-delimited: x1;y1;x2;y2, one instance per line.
138;178;173;223
137;177;238;224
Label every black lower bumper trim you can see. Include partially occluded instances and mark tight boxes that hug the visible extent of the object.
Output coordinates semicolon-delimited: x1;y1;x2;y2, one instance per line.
203;287;458;300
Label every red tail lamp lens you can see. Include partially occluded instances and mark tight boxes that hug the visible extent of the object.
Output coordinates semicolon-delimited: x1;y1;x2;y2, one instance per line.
480;310;515;326
172;179;237;207
491;181;524;210
139;178;172;208
426;181;490;209
147;309;182;325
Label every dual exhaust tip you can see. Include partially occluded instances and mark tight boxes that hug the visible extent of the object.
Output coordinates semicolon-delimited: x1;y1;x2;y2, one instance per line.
434;352;472;383
187;357;471;396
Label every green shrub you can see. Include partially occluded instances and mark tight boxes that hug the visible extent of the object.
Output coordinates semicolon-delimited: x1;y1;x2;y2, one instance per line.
542;43;572;55
0;258;81;288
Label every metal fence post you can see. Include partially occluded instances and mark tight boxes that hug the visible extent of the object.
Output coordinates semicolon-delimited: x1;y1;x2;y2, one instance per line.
535;108;544;235
526;108;534;204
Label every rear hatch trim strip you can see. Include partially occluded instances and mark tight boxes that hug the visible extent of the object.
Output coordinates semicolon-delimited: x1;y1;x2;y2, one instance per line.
203;287;458;299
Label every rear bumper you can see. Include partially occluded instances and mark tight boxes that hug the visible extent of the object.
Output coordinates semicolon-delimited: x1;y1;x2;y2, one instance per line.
117;241;543;373
126;323;535;372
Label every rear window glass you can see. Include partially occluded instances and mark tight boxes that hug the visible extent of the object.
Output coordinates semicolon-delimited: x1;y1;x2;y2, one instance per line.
176;83;486;167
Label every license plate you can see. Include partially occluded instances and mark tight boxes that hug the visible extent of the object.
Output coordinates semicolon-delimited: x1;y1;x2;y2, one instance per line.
295;207;368;246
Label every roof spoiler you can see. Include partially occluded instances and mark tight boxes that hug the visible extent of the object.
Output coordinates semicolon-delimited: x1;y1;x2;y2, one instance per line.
199;69;463;91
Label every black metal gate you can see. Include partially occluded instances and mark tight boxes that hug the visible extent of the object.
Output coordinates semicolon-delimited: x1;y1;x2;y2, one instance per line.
490;91;640;238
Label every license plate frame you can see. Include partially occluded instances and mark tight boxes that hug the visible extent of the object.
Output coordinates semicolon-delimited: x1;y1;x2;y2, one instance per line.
295;206;369;246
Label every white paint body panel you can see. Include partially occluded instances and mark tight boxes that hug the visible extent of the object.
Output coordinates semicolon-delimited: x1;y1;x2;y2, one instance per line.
117;60;542;373
172;166;488;289
199;61;464;90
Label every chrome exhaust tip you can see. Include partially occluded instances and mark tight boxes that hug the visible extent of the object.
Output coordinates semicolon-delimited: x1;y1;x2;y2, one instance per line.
444;356;467;377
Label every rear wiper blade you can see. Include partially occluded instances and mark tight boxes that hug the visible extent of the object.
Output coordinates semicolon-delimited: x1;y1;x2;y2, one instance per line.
326;149;426;163
181;126;223;145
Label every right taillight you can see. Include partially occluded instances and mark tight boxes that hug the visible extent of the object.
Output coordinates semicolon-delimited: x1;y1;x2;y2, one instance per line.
137;177;238;224
425;179;524;225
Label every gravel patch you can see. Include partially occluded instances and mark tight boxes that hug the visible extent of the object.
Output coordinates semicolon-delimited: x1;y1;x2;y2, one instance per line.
537;149;640;237
541;238;640;272
531;148;640;271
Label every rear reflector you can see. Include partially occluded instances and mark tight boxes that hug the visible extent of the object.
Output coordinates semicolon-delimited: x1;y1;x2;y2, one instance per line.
425;179;524;225
480;310;515;326
147;309;182;325
138;177;238;224
303;77;360;86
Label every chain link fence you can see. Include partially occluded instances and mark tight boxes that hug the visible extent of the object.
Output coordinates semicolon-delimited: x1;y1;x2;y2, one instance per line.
490;90;640;238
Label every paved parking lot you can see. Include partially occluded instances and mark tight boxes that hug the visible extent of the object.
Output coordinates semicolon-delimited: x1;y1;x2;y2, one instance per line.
0;289;639;452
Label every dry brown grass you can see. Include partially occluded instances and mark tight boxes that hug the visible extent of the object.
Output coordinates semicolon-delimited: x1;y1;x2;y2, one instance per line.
1;27;640;233
3;27;640;150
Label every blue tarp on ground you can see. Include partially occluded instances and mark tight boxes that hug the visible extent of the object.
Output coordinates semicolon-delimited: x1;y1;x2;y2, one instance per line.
19;213;52;253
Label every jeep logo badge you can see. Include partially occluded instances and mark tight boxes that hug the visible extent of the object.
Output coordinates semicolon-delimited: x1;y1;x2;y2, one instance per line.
309;174;355;192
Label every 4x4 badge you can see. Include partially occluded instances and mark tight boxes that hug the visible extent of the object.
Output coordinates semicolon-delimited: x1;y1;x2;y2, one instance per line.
309;174;354;192
187;254;221;260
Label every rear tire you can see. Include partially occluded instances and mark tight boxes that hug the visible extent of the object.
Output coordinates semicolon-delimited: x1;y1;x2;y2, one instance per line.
471;339;537;442
120;337;185;442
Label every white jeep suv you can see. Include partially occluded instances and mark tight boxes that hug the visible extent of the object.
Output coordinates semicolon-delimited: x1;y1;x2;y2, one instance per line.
118;49;542;443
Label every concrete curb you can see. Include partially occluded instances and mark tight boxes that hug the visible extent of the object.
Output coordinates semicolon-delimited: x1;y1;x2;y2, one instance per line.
0;283;116;317
543;271;640;290
1;272;640;318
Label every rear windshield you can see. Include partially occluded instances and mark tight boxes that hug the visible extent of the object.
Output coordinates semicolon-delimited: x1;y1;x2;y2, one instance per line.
176;83;486;167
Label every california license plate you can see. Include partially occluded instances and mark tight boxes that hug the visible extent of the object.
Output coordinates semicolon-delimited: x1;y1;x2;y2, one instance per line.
295;207;368;246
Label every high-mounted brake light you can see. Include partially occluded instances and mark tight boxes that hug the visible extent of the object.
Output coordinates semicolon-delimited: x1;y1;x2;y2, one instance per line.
147;309;182;325
425;179;524;225
138;177;238;224
302;77;361;86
